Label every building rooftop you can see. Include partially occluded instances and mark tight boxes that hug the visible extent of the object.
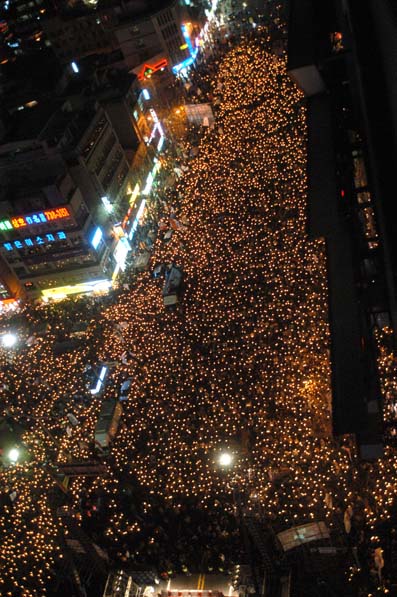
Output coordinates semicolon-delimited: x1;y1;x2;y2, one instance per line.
2;100;64;143
97;0;173;19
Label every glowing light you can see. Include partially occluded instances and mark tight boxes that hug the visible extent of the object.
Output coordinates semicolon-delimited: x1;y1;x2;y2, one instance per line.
137;58;168;80
142;172;154;196
0;207;71;232
181;23;194;55
90;366;108;395
8;448;20;463
129;183;140;206
219;452;233;467
1;332;17;348
2;20;397;597
157;135;165;152
172;51;197;74
91;226;103;249
41;279;111;299
101;196;113;213
71;61;79;73
113;237;131;272
128;199;146;241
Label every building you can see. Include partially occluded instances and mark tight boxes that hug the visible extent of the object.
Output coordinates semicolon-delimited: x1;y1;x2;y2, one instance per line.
0;65;158;300
42;7;115;64
110;0;195;73
288;0;397;458
0;143;113;299
0;0;50;57
42;0;199;76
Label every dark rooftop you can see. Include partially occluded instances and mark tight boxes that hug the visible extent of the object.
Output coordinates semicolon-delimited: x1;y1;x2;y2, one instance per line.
3;100;63;143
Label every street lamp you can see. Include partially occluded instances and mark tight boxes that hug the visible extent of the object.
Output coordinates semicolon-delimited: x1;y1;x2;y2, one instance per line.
1;332;17;348
219;451;234;467
8;448;20;463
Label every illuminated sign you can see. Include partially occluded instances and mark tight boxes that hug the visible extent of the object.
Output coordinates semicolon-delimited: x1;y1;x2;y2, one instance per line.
128;198;146;241
137;58;168;81
90;366;108;395
42;279;112;301
172;51;198;74
0;220;13;231
101;196;113;213
147;108;165;145
129;183;140;206
157;136;165;152
142;159;162;195
0;206;71;232
122;184;141;230
142;172;154;196
113;237;131;272
3;231;67;251
172;24;198;74
90;227;103;249
181;24;194;55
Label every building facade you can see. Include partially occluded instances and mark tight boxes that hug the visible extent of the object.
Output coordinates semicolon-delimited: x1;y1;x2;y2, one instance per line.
42;9;114;63
0;65;164;301
0;144;112;299
287;0;397;457
42;0;197;75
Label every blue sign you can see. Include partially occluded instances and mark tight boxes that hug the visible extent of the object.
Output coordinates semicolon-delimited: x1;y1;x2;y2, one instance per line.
90;227;103;250
3;230;67;251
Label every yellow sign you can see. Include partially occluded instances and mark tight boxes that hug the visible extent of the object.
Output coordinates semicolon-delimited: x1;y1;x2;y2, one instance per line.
42;280;112;300
129;183;140;206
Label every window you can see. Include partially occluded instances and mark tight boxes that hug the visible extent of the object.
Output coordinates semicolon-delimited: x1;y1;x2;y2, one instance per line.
353;156;368;189
357;191;371;204
358;206;378;240
13;265;26;276
371;311;391;330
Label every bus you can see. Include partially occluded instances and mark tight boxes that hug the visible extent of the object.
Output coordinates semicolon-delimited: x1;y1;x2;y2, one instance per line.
162;265;183;307
94;399;122;453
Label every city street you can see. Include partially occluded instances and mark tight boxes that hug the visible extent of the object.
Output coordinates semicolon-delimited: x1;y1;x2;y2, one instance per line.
1;2;397;597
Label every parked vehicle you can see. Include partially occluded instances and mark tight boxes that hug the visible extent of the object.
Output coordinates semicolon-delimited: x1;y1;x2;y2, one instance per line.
94;399;122;453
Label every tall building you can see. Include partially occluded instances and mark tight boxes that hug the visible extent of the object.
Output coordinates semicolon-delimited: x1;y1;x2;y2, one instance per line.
287;0;397;458
0;0;54;58
110;0;194;73
0;143;113;298
42;6;114;63
42;0;199;76
0;67;157;300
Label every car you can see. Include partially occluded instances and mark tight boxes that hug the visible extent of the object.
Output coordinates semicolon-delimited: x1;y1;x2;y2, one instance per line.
119;379;132;401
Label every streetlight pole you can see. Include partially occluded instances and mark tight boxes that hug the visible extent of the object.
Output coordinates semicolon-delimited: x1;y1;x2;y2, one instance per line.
217;452;262;597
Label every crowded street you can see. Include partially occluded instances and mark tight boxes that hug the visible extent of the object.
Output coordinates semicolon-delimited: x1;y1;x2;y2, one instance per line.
1;5;397;597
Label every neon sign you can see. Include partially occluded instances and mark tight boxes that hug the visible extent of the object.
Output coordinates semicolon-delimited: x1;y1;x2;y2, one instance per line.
90;227;103;249
172;49;198;74
181;24;194;55
3;231;67;251
147;108;165;145
137;58;168;80
128;199;146;241
172;24;198;74
0;206;71;232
